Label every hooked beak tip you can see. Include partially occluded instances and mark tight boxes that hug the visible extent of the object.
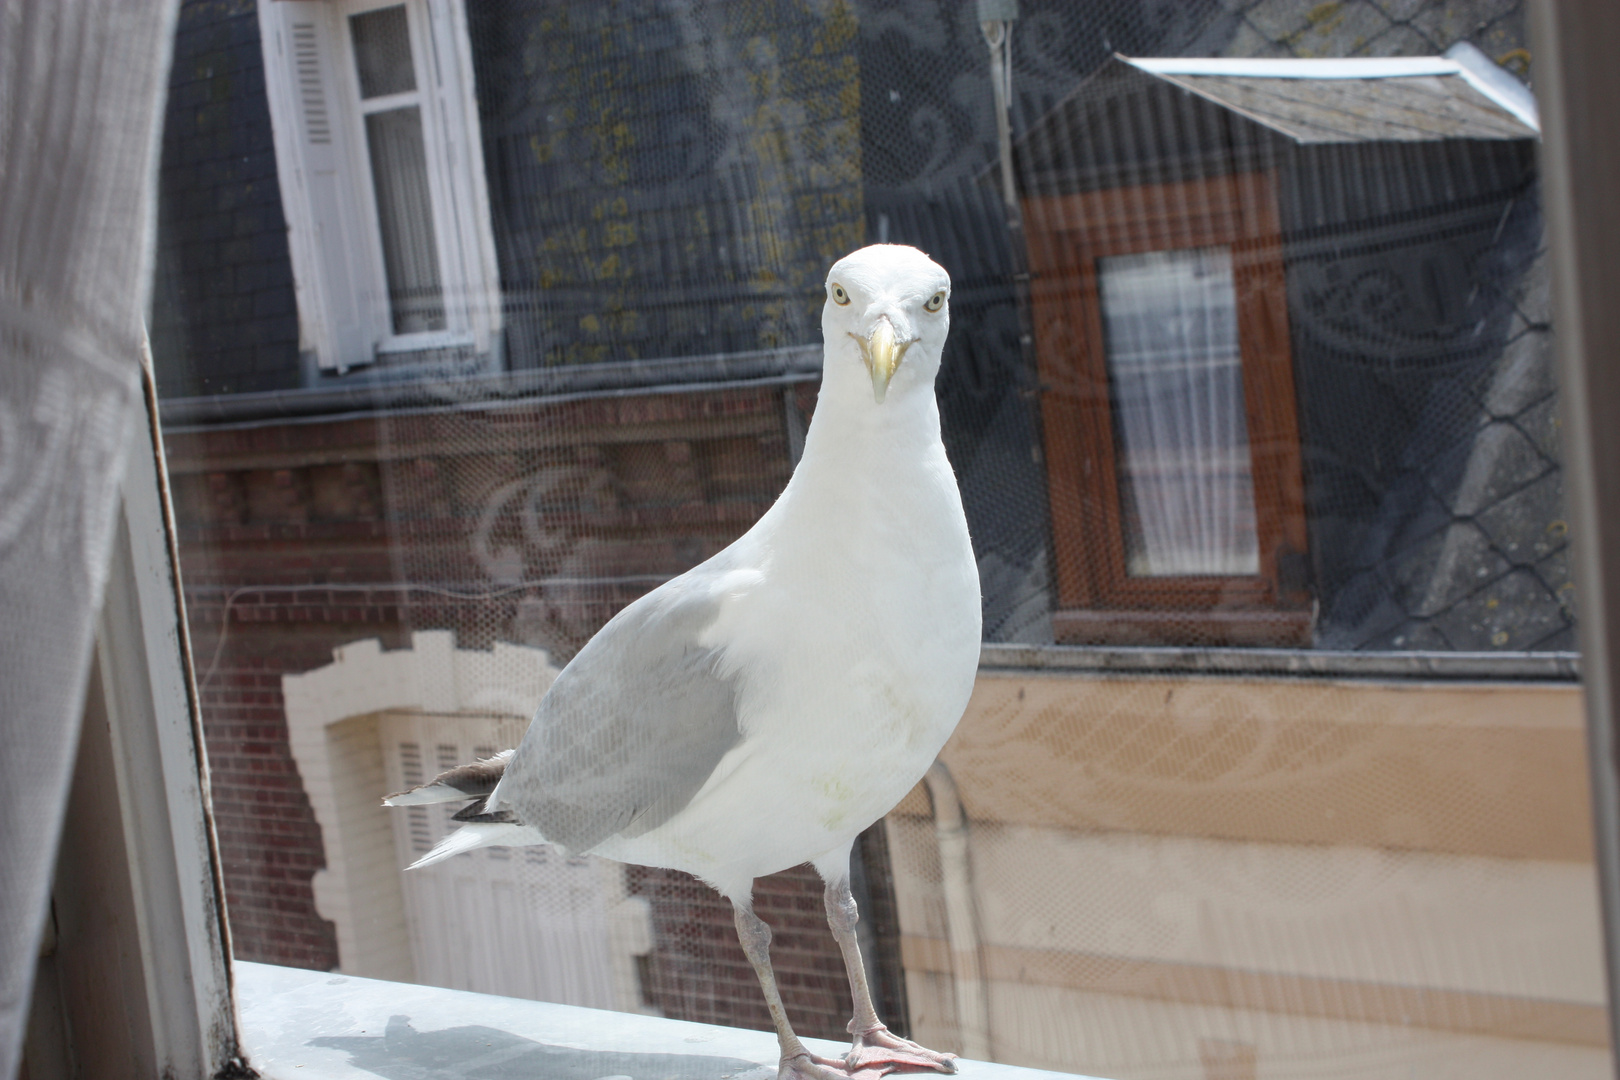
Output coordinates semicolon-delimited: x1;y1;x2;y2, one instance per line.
860;318;906;404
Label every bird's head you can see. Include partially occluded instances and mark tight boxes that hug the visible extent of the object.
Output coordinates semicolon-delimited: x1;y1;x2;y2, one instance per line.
821;244;950;406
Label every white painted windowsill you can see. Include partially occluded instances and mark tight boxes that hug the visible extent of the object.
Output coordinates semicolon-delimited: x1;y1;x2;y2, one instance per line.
236;961;1096;1080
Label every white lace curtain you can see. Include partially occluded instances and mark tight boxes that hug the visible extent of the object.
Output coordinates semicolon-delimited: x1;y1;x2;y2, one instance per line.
0;2;178;1073
1097;246;1260;578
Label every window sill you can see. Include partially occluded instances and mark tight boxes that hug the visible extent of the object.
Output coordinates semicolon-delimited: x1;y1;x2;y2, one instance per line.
374;331;477;355
1051;608;1313;649
978;642;1582;681
235;961;1094;1080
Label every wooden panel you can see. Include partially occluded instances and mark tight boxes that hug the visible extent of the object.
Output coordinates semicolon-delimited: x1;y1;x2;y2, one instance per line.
1052;608;1311;647
900;936;1609;1046
894;672;1594;862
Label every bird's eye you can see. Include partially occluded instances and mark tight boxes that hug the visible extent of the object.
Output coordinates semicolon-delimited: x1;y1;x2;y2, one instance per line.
924;291;946;313
830;283;851;306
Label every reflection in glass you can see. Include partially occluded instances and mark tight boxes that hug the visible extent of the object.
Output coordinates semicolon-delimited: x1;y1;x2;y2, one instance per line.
148;5;1593;1075
350;5;416;99
365;107;446;334
1099;246;1259;577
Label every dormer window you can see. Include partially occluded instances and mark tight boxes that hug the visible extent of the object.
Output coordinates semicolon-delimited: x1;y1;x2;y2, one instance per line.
1028;173;1312;646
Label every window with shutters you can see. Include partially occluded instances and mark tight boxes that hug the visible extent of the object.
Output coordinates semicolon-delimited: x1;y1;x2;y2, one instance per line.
258;0;501;376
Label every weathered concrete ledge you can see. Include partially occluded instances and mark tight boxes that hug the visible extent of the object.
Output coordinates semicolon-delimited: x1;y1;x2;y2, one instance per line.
235;960;1095;1080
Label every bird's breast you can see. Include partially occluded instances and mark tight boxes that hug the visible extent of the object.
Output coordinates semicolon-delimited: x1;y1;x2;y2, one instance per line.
715;468;981;779
617;434;981;877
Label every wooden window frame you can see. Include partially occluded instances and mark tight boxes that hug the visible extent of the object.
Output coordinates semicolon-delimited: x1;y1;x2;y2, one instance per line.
1025;172;1311;646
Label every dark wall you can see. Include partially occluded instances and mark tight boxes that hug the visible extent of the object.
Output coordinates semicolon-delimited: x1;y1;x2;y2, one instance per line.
151;0;868;399
465;0;866;369
1004;68;1559;649
852;0;1236;642
151;0;301;399
1279;141;1567;649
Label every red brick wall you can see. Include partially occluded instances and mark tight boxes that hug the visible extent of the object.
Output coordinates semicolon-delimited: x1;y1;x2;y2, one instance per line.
161;380;908;1038
630;864;850;1040
195;624;363;969
185;590;411;969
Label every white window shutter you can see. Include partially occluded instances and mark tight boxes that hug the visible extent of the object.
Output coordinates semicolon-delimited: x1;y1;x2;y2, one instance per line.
424;0;503;355
377;714;625;1009
260;1;375;372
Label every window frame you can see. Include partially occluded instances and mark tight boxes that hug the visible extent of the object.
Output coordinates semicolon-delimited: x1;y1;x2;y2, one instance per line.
1026;171;1312;647
258;0;502;375
23;364;241;1075
339;0;454;348
29;4;1620;1077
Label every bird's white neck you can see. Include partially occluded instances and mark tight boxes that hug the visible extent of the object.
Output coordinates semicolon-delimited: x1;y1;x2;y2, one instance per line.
795;335;947;470
758;345;959;566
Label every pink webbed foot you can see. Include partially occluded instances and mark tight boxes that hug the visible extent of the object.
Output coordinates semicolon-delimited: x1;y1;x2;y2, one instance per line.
844;1023;959;1075
779;1049;886;1080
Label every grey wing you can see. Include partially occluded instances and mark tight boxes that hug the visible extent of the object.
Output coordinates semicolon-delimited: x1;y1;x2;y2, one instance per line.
495;575;740;853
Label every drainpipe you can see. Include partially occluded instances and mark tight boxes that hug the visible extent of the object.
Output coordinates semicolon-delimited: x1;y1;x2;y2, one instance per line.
978;0;1019;219
924;760;992;1060
977;0;1054;611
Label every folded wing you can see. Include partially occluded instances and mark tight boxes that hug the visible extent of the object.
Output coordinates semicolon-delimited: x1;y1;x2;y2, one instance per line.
490;573;743;853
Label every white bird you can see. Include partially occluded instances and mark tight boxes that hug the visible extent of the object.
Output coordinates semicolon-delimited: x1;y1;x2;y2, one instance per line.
385;244;981;1080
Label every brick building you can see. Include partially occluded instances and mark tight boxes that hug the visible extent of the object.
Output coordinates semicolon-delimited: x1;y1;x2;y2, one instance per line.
158;379;894;1033
150;0;1568;1064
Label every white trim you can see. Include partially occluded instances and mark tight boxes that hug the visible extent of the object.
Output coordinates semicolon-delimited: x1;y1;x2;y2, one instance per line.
111;392;237;1072
280;632;655;1013
257;0;502;374
259;1;376;372
1124;56;1465;78
374;329;476;354
1445;41;1540;133
51;379;240;1073
281;631;559;976
420;0;503;355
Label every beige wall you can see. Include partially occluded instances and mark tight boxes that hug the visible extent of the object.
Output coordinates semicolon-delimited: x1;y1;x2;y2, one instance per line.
887;671;1610;1080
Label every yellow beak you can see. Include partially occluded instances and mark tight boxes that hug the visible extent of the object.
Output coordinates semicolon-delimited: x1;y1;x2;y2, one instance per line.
859;318;909;404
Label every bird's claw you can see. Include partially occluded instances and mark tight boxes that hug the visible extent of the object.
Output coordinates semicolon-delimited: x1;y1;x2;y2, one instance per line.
844;1024;958;1074
779;1050;876;1080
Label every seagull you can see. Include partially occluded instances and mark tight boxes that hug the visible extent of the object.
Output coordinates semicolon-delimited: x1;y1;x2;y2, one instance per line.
385;244;981;1080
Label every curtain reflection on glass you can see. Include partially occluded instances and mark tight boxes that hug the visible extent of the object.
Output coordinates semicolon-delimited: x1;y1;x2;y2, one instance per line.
365;106;446;335
1098;246;1258;577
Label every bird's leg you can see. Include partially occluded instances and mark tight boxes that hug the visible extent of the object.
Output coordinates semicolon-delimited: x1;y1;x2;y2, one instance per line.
823;877;883;1035
733;903;850;1080
823;877;958;1074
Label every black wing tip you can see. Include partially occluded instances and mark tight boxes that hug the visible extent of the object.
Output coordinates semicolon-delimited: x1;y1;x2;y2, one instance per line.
383;749;515;807
451;794;519;824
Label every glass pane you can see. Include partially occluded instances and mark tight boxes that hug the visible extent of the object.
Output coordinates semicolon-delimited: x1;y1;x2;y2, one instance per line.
350;5;416;99
364;106;445;334
1099;247;1259;577
152;5;1601;1079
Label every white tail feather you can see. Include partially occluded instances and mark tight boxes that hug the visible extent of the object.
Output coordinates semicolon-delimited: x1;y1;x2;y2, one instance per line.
406;822;541;870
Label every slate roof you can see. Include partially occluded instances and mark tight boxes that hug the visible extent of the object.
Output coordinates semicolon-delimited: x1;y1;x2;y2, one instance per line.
1121;55;1538;143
